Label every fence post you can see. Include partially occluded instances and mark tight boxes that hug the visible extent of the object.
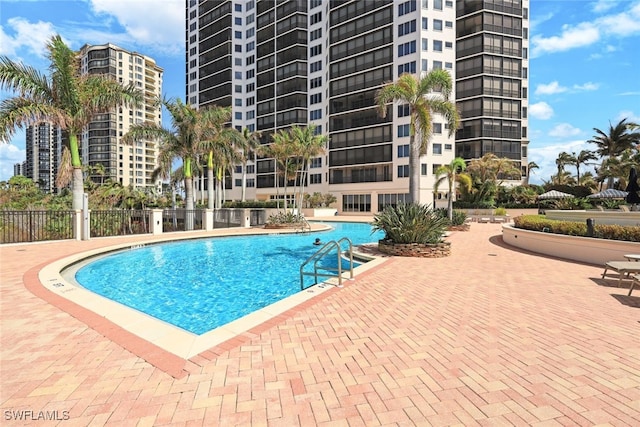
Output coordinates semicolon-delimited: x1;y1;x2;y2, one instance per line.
150;209;164;235
242;209;251;228
81;193;90;240
72;209;82;240
203;209;214;231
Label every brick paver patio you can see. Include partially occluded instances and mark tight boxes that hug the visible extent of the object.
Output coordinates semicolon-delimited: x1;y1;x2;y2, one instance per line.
1;221;639;426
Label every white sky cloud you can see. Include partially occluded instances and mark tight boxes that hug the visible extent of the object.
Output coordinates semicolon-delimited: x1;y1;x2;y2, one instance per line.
573;82;599;91
616;110;640;123
532;1;640;57
0;17;55;58
535;81;567;95
592;0;619;13
528;140;595;185
529;102;554;120
598;2;640;37
548;123;582;138
87;0;184;55
532;22;600;57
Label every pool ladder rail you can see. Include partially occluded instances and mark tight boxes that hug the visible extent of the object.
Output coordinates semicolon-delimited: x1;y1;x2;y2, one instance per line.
297;217;312;233
299;237;354;290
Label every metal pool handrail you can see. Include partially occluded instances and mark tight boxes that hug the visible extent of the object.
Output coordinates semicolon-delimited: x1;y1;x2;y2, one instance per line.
299;237;354;290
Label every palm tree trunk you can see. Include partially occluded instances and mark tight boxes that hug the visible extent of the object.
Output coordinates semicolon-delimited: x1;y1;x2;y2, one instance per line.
447;178;454;221
69;133;84;210
184;176;194;230
207;167;214;209
72;167;84;210
241;159;247;202
409;134;420;203
216;167;223;209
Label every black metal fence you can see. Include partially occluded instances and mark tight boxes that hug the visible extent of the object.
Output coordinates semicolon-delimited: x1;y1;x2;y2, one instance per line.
90;210;150;238
249;209;266;226
1;208;267;244
162;209;203;232
0;210;75;243
214;209;242;228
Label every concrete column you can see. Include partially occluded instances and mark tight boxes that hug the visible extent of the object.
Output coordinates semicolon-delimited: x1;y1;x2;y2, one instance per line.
370;191;378;214
150;209;163;235
203;209;214;231
73;210;82;240
243;209;251;228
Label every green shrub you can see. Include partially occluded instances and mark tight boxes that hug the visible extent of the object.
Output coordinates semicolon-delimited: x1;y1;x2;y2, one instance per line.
513;215;640;242
494;207;507;216
372;203;448;244
451;209;468;226
223;200;282;208
266;211;305;225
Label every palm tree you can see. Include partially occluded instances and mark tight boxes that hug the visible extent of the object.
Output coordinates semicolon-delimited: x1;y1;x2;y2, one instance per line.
123;98;201;229
569;150;597;185
266;130;297;211
525;161;539;185
548;170;576;186
588;118;640;187
290;125;327;211
376;70;459;203
237;127;261;202
434;157;471;220
0;34;143;209
197;105;240;209
555;151;573;178
464;153;521;205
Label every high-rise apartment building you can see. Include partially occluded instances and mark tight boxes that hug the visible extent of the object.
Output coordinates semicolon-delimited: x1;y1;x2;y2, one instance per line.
79;43;164;190
455;0;529;172
13;162;23;177
186;0;529;214
24;122;61;193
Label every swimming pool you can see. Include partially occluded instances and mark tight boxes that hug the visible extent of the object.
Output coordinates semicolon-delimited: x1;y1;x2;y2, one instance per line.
74;222;383;335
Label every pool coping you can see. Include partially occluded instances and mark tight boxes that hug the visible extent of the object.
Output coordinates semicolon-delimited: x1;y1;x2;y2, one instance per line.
32;224;389;378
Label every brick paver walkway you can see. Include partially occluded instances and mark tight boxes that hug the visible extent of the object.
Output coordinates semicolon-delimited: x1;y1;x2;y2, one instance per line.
1;223;639;426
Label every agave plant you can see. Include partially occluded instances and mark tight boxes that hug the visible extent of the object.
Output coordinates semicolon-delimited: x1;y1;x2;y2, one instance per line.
371;202;448;244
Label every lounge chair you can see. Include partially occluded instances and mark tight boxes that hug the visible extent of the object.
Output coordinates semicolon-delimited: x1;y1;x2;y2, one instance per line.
629;274;639;296
619;205;630;212
601;261;640;287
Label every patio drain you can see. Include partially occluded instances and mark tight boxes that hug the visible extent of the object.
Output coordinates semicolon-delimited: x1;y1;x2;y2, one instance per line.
488;253;497;256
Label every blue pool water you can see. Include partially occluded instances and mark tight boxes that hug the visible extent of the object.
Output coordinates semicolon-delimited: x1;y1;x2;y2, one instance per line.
75;222;383;334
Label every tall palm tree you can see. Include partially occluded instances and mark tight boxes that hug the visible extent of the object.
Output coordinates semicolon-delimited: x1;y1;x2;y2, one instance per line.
0;34;143;209
123;98;201;229
237;127;261;202
290;125;327;211
197;105;240;209
376;70;459;203
464;153;521;205
434;157;471;220
587;118;640;187
525;161;539;185
569;149;597;185
555;151;573;178
267;130;297;211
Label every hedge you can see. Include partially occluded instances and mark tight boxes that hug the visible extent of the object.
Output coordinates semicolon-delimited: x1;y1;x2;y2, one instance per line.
513;215;640;242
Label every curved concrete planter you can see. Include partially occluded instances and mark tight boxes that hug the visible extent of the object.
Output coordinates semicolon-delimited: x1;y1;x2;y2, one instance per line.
502;224;638;265
378;240;451;257
263;223;304;229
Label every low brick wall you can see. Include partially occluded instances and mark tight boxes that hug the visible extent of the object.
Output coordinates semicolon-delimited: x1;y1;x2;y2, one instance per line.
264;223;303;229
378;240;451;257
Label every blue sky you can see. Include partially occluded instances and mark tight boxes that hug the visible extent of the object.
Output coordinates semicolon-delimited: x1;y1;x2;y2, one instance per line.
1;0;639;184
